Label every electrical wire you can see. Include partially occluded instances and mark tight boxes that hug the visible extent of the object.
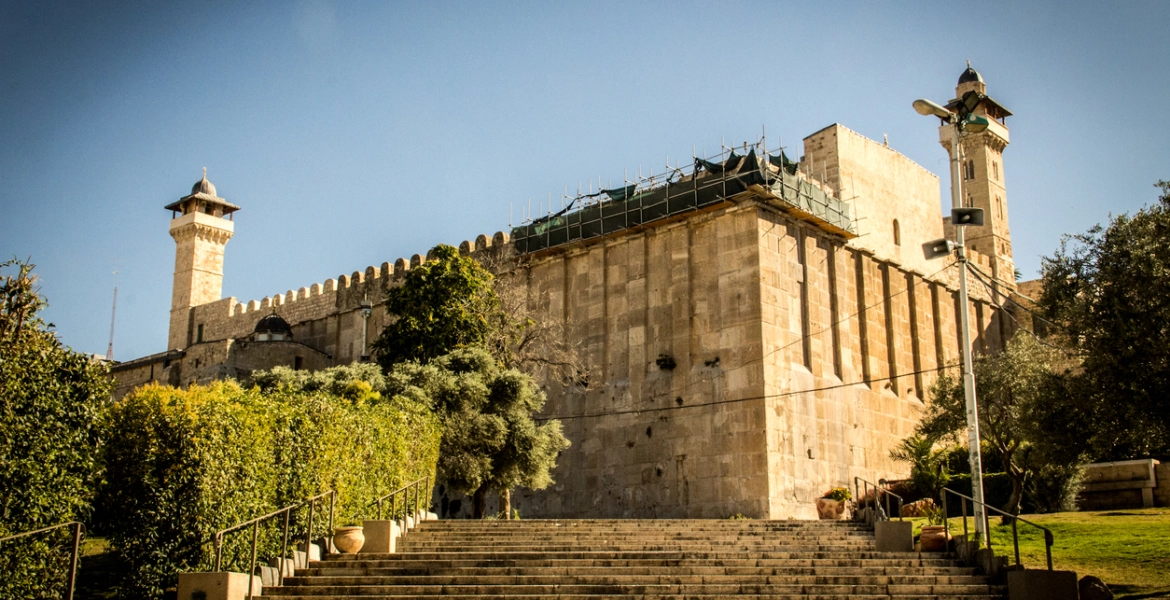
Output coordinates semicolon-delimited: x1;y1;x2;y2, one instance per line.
535;362;961;422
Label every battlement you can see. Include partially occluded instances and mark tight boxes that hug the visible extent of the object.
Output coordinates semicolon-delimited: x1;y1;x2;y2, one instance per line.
183;231;513;361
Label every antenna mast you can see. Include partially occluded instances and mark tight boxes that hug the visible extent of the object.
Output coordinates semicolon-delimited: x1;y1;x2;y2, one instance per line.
107;269;118;361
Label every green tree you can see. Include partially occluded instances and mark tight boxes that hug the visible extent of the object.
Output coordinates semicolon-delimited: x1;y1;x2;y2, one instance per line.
918;334;1068;516
371;244;499;368
889;435;951;502
0;258;112;598
1038;181;1170;459
385;348;569;518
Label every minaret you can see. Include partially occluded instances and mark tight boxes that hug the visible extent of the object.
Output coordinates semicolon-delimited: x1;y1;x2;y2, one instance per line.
166;169;240;350
940;62;1016;288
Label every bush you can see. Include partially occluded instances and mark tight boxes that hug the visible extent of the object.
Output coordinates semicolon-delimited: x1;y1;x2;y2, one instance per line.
942;472;1014;517
1027;462;1084;513
1;258;113;599
101;380;439;598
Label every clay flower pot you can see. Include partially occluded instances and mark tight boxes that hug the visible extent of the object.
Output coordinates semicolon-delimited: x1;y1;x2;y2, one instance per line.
815;498;845;520
919;525;951;552
333;526;365;554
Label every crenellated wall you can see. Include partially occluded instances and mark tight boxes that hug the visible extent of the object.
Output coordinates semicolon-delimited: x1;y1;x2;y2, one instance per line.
115;232;515;397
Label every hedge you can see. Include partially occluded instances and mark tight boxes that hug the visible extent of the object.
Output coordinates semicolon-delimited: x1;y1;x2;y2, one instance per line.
101;380;439;599
1;258;113;599
942;472;1014;517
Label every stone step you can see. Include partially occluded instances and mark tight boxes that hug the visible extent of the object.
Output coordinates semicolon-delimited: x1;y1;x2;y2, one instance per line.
259;520;1001;599
317;552;950;563
267;594;1006;598
299;566;981;577
281;574;993;586
396;545;881;553
264;582;1003;595
401;531;877;538
401;537;876;543
267;595;1004;600
414;523;875;531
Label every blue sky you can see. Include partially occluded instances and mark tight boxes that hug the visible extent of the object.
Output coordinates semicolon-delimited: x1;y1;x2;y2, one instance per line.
2;1;1167;360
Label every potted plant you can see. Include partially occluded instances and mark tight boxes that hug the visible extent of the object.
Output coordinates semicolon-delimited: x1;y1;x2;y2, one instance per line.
816;487;851;520
918;504;951;551
333;522;366;554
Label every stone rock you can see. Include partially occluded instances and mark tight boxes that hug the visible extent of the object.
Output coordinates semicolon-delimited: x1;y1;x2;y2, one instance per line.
1079;575;1113;600
901;498;937;518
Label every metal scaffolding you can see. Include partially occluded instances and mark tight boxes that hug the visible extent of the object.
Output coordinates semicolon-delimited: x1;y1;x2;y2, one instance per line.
511;141;855;254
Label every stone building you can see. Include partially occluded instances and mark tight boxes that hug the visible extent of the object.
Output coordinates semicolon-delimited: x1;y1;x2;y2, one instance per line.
112;66;1019;519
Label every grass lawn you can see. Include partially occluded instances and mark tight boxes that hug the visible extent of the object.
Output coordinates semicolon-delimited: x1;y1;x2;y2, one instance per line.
905;508;1170;599
75;536;121;599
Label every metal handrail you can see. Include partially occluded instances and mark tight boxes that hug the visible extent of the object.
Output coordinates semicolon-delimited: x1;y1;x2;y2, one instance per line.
0;521;84;600
941;486;1054;570
370;476;432;527
211;490;336;599
854;477;904;522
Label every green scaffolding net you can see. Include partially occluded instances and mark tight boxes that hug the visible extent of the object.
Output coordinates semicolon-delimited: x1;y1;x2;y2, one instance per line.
512;149;853;254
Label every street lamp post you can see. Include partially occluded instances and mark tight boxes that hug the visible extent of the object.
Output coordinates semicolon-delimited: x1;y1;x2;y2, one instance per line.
915;96;990;545
360;296;373;362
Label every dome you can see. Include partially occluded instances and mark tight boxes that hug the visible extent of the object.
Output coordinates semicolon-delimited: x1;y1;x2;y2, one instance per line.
254;313;292;336
191;168;218;198
958;62;983;85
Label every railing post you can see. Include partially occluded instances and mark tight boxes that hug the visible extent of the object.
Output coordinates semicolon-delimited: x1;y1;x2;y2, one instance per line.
64;522;81;600
961;497;969;543
214;532;224;572
247;520;258;600
941;493;949;542
328;491;336;553
280;508;291;586
1045;531;1054;570
1011;519;1020;567
306;499;315;565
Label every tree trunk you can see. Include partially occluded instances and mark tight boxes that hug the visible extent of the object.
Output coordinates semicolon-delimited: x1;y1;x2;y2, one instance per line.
1002;466;1025;525
472;483;489;519
501;488;512;519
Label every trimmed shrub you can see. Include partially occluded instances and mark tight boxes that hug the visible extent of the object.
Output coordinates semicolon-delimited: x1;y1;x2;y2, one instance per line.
1;258;113;599
101;383;277;598
101;380;439;598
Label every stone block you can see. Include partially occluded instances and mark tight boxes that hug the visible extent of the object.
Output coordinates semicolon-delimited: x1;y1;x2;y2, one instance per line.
176;572;263;600
253;565;279;587
1007;570;1080;600
874;520;913;552
291;542;321;568
361;519;400;553
267;557;295;578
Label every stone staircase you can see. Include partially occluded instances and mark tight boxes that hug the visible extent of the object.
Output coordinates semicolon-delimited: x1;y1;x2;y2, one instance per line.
266;519;1007;599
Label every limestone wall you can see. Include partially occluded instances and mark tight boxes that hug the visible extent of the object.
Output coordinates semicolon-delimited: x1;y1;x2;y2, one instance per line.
512;197;1007;519
802;124;945;277
513;203;770;518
